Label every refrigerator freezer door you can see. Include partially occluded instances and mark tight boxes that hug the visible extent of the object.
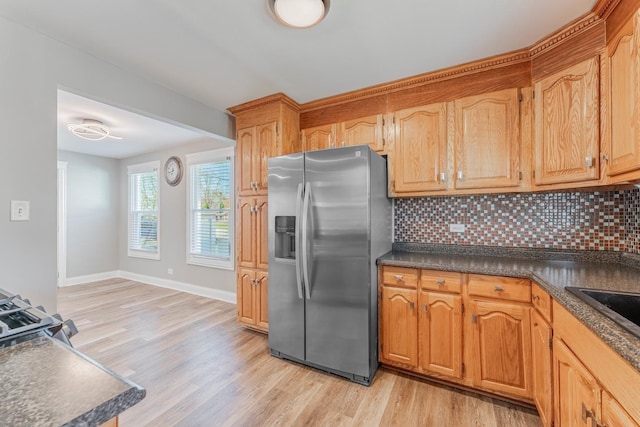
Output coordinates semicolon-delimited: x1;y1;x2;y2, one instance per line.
303;146;372;378
268;153;305;361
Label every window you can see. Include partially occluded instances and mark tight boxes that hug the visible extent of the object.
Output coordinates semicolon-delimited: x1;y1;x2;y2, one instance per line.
128;161;160;260
186;148;234;269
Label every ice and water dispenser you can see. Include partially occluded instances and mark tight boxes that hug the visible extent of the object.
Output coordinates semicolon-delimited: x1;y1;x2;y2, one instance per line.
274;216;296;261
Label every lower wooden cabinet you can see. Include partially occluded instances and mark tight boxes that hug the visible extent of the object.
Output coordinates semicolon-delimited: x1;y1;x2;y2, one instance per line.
381;286;418;367
602;390;640;427
553;301;640;426
380;268;531;400
553;338;600;427
419;290;462;378
532;308;553;427
467;299;532;399
237;269;268;332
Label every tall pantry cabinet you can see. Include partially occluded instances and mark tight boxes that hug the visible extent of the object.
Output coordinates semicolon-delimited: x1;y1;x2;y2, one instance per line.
228;94;301;332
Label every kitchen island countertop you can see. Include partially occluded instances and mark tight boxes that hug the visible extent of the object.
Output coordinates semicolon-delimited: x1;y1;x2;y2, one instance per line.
0;335;145;426
378;246;640;374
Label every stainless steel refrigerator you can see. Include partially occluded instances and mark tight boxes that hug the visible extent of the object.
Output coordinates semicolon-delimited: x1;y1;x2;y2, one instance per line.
268;145;392;386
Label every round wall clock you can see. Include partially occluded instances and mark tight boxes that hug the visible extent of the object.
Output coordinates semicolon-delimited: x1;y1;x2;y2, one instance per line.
164;156;183;186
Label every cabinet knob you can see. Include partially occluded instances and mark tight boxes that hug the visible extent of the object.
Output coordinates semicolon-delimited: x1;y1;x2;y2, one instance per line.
394;274;403;281
585;156;594;168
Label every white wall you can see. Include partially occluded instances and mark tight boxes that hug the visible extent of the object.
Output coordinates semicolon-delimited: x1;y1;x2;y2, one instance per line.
119;140;236;298
0;16;233;312
57;151;120;278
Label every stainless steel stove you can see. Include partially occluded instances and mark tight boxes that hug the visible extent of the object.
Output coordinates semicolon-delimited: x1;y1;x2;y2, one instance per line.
0;288;76;346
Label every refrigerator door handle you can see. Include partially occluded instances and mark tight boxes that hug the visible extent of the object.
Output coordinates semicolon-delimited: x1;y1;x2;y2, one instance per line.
302;182;312;300
294;183;304;299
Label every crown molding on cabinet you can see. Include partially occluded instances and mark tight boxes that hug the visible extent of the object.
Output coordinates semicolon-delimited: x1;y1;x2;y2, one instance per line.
228;92;299;115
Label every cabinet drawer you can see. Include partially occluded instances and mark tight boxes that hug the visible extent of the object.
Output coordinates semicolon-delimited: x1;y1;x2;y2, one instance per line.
468;274;531;302
532;282;552;323
420;270;462;293
382;267;418;289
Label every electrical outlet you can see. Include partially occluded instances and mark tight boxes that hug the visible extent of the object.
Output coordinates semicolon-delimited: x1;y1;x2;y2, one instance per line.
10;201;30;221
168;268;174;275
449;224;466;233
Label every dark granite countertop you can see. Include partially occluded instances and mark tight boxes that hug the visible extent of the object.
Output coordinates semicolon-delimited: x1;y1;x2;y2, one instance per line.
0;335;145;427
378;244;640;374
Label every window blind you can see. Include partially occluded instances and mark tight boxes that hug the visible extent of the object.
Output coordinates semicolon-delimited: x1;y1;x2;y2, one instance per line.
129;165;159;256
189;158;231;262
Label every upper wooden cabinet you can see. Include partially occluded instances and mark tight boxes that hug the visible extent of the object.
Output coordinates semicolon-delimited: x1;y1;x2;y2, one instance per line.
392;103;448;193
533;56;601;185
301;123;336;151
608;10;640;179
338;114;385;153
237;121;277;196
453;88;521;189
301;114;386;153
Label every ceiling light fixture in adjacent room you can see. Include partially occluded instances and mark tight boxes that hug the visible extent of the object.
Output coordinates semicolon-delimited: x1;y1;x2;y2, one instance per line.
269;0;330;29
67;118;122;141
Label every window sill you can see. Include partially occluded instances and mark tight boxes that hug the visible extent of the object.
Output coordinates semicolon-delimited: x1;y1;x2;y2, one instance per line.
128;250;160;261
187;257;234;271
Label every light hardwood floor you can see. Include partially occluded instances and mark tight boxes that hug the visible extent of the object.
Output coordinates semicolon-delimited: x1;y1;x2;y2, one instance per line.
58;279;542;427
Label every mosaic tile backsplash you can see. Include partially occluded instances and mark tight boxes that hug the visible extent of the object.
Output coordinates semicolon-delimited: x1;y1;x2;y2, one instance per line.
394;189;640;254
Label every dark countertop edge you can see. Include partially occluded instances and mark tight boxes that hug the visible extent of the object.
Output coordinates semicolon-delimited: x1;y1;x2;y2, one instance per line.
62;387;146;427
49;337;146;426
377;248;640;373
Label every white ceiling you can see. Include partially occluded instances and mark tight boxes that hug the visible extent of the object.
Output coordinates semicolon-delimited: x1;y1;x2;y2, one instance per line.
3;0;598;158
57;90;231;159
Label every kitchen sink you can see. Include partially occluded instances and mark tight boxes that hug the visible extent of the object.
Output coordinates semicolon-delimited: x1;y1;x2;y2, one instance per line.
565;287;640;340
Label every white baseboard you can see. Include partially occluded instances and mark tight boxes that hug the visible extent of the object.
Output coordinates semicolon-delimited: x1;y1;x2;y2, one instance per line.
61;271;121;287
62;271;236;304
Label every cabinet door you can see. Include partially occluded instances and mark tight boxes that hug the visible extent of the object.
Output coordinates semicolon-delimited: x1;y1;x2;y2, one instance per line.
602;391;640;427
469;300;532;399
255;197;269;270
256;121;278;193
534;56;600;185
553;338;600;427
532;310;553;427
381;286;418;367
302;124;336;151
609;15;640;177
339;114;385;152
237;198;256;268
256;271;269;331
237;269;256;325
419;291;462;378
237;127;256;196
454;88;521;189
393;103;447;193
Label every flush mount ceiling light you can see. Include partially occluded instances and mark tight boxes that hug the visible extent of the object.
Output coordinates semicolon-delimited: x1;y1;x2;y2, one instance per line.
269;0;330;29
67;118;122;141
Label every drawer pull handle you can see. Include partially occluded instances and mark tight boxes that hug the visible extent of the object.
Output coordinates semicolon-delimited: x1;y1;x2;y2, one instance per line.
533;295;540;302
423;304;428;313
436;279;445;285
409;302;415;311
394;274;403;281
494;286;505;292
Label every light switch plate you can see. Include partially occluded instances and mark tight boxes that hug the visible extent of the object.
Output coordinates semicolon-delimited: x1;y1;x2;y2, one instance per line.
11;200;30;221
449;223;466;233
